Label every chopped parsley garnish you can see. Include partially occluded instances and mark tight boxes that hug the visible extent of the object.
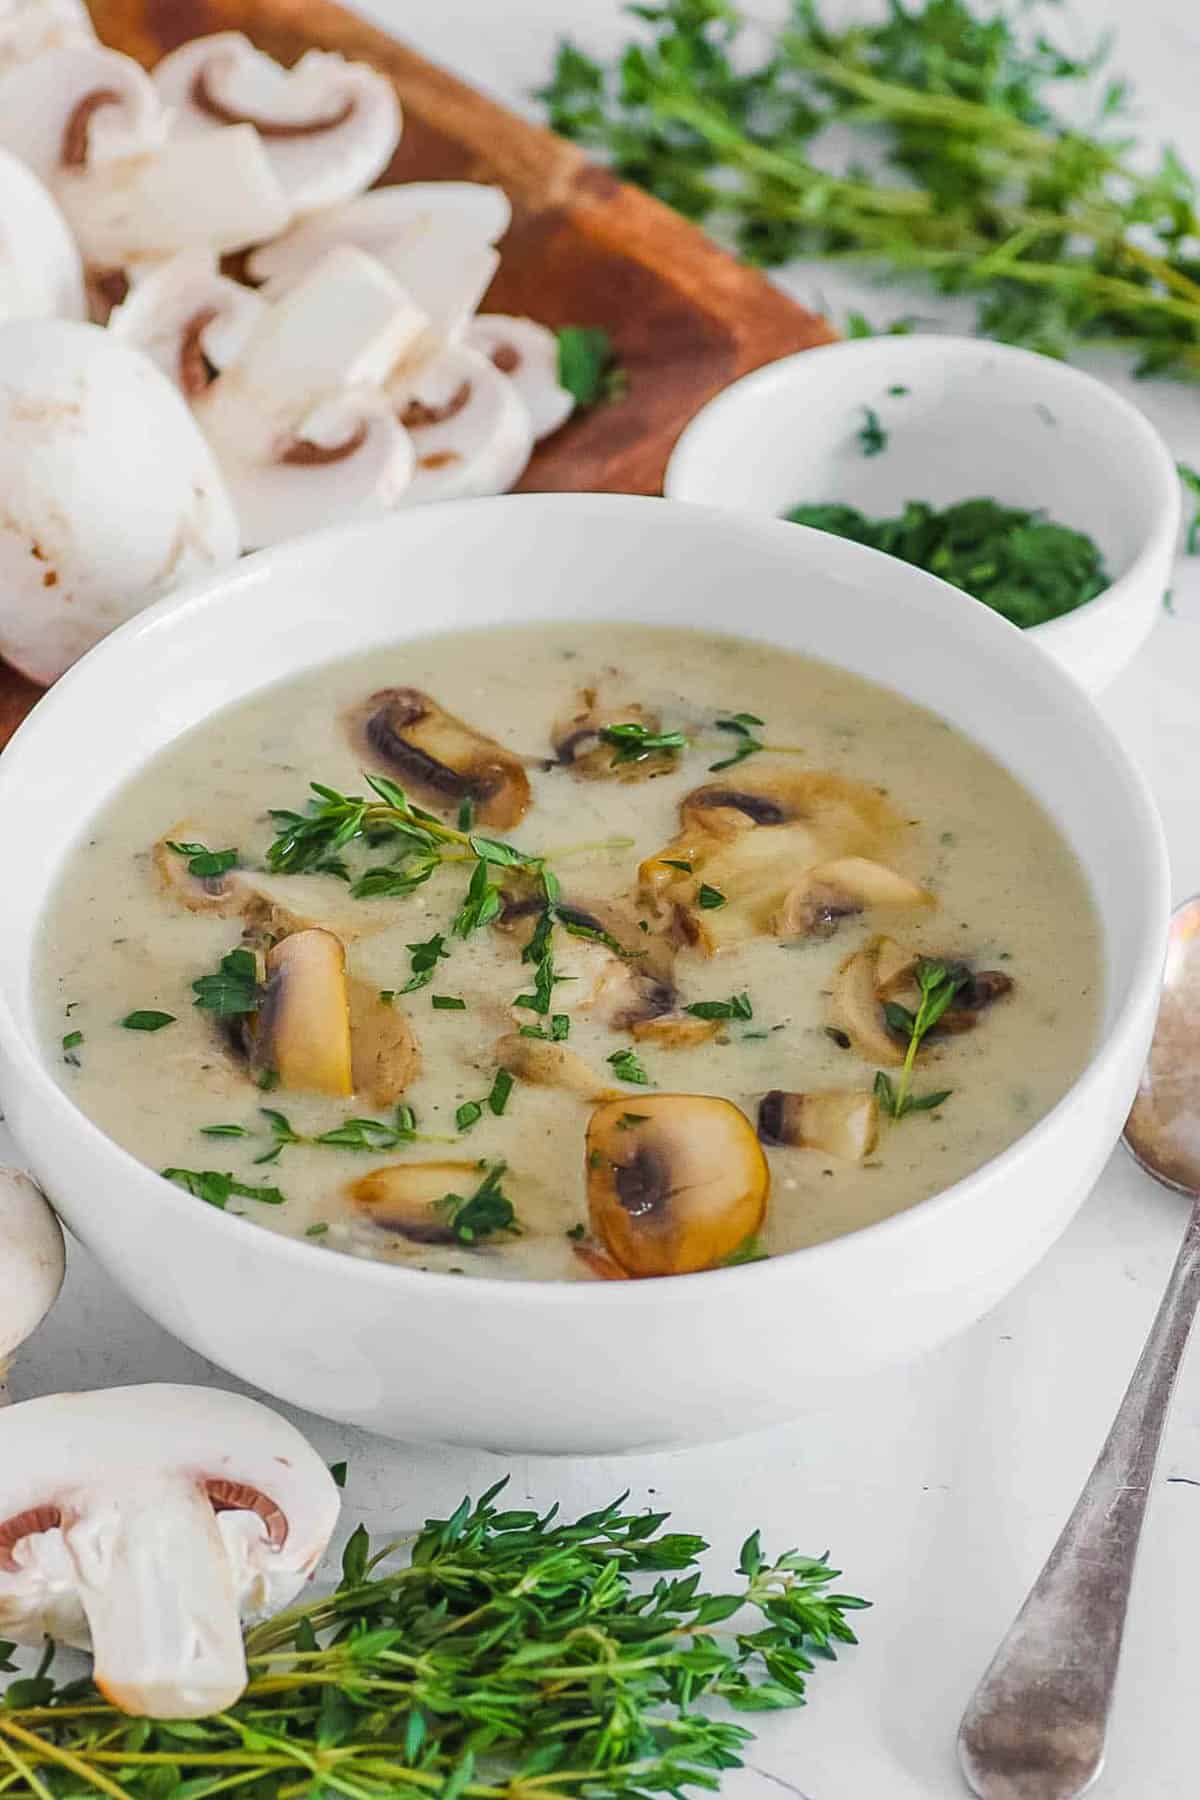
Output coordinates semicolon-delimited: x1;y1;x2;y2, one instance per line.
61;1030;83;1065
121;1009;176;1032
519;1014;571;1041
401;932;450;993
166;841;238;880
306;1222;330;1239
192;946;261;1016
432;994;467;1010
721;1234;769;1266
857;407;888;456
435;1161;520;1244
599;721;689;767
607;1047;651;1085
684;992;753;1021
566;1222;587;1240
488;1068;515;1116
328;1459;347;1485
456;1100;484;1133
786;498;1110;630
162;1168;286;1208
708;713;765;772
697;884;726;910
555;325;626;408
200;1123;251;1138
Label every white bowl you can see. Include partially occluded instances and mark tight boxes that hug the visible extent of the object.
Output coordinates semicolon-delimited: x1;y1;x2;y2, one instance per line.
0;495;1169;1452
664;336;1181;694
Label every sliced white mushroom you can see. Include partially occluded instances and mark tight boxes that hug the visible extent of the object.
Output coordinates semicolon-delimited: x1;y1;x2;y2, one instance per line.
0;146;84;322
0;43;165;186
0;0;95;74
108;250;266;396
246;181;510;297
55;126;291;271
195;245;421;547
493;1032;617;1102
0;1384;339;1717
757;1089;880;1162
390;343;534;503
153;33;401;215
0;1169;65;1405
464;315;574;440
0;319;240;683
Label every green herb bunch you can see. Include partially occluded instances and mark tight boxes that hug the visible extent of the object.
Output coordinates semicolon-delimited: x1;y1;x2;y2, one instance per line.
0;1484;867;1800
540;0;1200;378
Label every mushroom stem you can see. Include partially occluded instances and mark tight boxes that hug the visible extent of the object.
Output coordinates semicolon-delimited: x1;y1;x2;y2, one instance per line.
71;1471;248;1718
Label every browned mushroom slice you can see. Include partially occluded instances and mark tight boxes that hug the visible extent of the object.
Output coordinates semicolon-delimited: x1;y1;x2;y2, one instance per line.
639;770;915;952
630;1012;721;1048
585;1094;768;1277
349;980;420;1106
874;936;919;995
551;687;676;781
830;942;906;1066
497;890;676;1029
352;687;530;829
244;929;353;1096
351;1161;480;1244
757;1089;880;1162
153;832;244;917
493;1032;618;1101
774;858;932;938
933;966;1015;1034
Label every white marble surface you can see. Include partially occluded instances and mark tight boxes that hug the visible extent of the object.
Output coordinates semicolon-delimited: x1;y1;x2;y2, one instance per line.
8;2;1200;1795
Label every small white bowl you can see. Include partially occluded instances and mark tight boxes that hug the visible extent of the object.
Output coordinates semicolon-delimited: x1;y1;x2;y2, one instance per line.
664;335;1180;693
0;496;1169;1452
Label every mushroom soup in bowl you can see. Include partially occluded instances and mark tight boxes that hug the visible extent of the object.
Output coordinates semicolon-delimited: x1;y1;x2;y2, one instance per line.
0;497;1167;1450
38;620;1100;1280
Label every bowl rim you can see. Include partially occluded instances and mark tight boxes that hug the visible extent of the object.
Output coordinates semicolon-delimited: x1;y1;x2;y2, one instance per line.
0;492;1170;1308
663;332;1183;645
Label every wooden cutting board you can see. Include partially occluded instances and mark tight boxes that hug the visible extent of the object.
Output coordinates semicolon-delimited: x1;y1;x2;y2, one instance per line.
0;0;834;745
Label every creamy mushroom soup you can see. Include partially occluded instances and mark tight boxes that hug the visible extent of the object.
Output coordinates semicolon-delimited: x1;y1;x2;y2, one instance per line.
38;623;1102;1280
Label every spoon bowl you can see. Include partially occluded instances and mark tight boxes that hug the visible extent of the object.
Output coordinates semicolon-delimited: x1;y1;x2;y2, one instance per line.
1124;896;1200;1197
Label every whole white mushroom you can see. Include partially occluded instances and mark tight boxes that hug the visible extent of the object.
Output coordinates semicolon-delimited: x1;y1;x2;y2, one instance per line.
0;318;240;683
0;144;83;322
0;1167;65;1404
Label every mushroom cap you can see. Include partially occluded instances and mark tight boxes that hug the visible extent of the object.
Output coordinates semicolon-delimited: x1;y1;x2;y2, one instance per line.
0;0;95;73
586;1094;768;1277
153;33;401;215
108;250;266;396
464;315;575;441
0;1383;340;1716
352;1160;482;1243
55;124;291;270
353;684;531;829
246;181;511;294
0;319;240;683
0;1168;65;1362
0;145;84;323
0;43;165;185
391;343;535;503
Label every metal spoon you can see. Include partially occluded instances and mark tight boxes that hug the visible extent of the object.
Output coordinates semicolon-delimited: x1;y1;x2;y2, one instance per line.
958;894;1200;1800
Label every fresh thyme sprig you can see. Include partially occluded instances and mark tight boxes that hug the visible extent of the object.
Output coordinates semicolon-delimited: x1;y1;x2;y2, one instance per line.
539;0;1200;378
0;1482;866;1800
600;720;691;766
875;958;966;1117
435;1160;520;1242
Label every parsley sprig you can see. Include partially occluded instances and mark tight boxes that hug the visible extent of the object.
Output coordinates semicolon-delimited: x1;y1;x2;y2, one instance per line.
0;1482;866;1799
875;958;966;1118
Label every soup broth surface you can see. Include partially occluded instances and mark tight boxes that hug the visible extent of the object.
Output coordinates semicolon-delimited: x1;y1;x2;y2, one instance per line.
38;623;1102;1279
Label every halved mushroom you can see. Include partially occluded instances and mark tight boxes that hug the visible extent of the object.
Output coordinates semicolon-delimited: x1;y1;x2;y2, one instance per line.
55;125;291;271
493;1032;616;1102
247;181;510;293
630;1011;721;1048
0;319;239;684
0;1383;339;1717
243;928;353;1096
774;856;932;938
551;687;676;781
153;828;388;944
194;246;421;548
640;769;918;953
586;1094;768;1277
352;685;530;828
153;33;401;215
464;315;574;440
349;978;419;1105
0;0;95;74
830;940;906;1066
0;1169;65;1406
0;43;165;185
757;1089;879;1162
0;146;84;322
389;343;535;502
108;250;266;397
351;1160;478;1244
497;889;676;1029
917;962;1015;1034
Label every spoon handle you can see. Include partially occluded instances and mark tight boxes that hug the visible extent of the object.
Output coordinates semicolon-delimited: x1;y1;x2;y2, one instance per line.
957;1199;1200;1800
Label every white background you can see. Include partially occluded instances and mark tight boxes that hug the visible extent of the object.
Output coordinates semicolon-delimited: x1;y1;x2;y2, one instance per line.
8;2;1200;1795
